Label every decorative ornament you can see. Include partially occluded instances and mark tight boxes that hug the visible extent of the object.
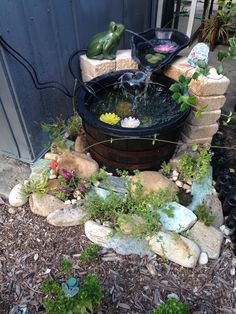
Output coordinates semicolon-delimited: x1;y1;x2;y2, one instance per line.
187;43;210;67
99;113;120;125
121;116;140;128
154;44;175;53
61;277;80;298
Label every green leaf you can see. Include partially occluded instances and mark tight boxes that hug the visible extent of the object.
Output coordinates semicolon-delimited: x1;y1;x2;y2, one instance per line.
169;83;180;92
217;63;224;75
192;71;200;80
229;37;236;48
200;104;208;111
187;96;196;105
194;110;202;119
191;144;198;152
172;92;181;103
217;50;228;61
185;77;191;84
197;60;207;69
180;103;188;112
178;75;186;84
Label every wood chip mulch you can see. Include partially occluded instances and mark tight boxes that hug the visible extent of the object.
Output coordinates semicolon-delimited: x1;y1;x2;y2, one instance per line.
0;199;236;314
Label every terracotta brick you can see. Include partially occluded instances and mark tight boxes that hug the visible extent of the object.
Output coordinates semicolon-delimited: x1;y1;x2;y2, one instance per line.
182;122;219;140
186;110;221;126
189;94;226;112
80;54;116;78
189;68;230;96
181;133;212;145
115;49;138;71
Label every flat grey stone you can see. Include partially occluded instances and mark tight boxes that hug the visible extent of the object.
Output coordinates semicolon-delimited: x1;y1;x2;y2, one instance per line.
159;202;197;232
188;166;213;211
99;175;126;194
203;194;224;228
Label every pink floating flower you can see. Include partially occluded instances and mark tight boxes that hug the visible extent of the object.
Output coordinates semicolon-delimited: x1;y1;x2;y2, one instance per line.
154;44;175;53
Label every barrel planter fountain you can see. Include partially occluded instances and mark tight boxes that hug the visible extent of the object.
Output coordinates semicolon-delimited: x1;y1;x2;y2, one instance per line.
77;70;190;172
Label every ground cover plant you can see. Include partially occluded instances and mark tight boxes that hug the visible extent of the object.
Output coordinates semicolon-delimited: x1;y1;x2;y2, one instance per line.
152;298;189;314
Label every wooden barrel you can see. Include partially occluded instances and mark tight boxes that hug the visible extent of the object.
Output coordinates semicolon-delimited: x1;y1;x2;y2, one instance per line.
77;70;190;173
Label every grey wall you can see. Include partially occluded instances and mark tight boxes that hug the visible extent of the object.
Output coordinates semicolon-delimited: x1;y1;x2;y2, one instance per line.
0;0;158;162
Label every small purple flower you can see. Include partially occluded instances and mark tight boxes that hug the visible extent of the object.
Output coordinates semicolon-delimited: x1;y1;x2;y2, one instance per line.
78;185;86;192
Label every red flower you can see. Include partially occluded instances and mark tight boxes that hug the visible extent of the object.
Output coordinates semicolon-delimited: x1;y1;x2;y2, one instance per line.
50;161;58;169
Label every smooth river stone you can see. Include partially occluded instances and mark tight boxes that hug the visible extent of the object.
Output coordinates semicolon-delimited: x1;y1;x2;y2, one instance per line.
9;183;28;207
149;231;200;268
159;202;197;232
84;220;114;247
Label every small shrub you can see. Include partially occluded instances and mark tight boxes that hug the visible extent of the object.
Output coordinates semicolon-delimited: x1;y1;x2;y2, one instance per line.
42;117;67;152
152;298;189;314
160;161;171;176
80;244;100;264
65;113;82;139
41;260;103;314
179;146;212;182
20;171;48;195
60;259;72;279
195;204;215;226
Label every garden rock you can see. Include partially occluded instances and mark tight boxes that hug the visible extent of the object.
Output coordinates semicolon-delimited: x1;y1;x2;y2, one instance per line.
47;179;60;193
188;166;213;211
47;204;90;226
9;184;28;207
131;171;178;197
149;231;200;268
118;214;147;235
188;221;224;259
29;193;64;217
203;194;224;228
159;202;197;233
74;134;88;153
84;220;114;247
57;152;99;178
44;152;60;161
107;234;152;256
198;252;208;265
99;175;126;194
30;159;51;180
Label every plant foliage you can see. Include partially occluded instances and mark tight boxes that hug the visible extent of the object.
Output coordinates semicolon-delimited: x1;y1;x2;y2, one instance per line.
80;244;100;264
152;298;189;314
195;204;215;226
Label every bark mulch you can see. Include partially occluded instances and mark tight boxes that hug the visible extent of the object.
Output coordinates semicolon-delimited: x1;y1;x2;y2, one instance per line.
0;199;236;314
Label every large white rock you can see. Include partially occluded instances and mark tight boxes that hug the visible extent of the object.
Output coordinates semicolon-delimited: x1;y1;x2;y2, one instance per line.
188;221;224;259
149;231;200;268
29;193;64;217
84;220;114;247
159;202;197;233
47;205;91;226
9;183;28;207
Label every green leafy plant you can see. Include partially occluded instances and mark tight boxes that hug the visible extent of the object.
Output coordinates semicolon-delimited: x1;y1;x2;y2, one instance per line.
42;117;67;152
19;170;48;195
160;161;171;176
195;204;215;226
80;244;100;264
152;298;189;314
60;259;72;279
65;113;82;140
41;260;103;314
179;146;212;182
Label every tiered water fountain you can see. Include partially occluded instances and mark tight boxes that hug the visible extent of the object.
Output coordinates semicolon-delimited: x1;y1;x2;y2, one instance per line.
77;24;191;172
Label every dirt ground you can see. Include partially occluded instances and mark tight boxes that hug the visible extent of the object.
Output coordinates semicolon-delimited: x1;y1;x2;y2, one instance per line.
0;198;236;314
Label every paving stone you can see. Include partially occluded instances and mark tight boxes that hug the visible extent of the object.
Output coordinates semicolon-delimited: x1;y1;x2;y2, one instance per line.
186;110;221;126
188;221;224;259
181;133;212;145
189;94;226;112
182;122;219;140
80;54;116;79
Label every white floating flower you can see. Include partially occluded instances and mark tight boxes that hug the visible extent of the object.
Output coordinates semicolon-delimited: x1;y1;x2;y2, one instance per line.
121;117;140;128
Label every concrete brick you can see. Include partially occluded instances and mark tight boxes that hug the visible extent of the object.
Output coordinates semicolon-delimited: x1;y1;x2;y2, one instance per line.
115;49;138;71
80;54;116;78
164;56;194;81
181;133;212;145
189;67;230;96
189;93;226;112
182;122;219;140
81;71;93;82
186;110;221;126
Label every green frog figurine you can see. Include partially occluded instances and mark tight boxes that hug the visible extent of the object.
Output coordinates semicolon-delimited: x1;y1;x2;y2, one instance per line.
86;21;125;60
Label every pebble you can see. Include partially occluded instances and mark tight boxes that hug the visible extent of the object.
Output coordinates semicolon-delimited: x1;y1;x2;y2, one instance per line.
232;257;236;267
198;252;208;265
183;183;190;190
172;176;178;182
64;200;71;205
103;221;112;227
212;188;218;197
173;170;179;177
186;179;192;186
175;180;183;188
71;199;77;205
34;253;39;261
8;208;16;214
167;293;179;301
229;168;235;173
94;181;100;187
225;238;231;244
49;174;57;180
230;267;235;276
220;225;231;236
